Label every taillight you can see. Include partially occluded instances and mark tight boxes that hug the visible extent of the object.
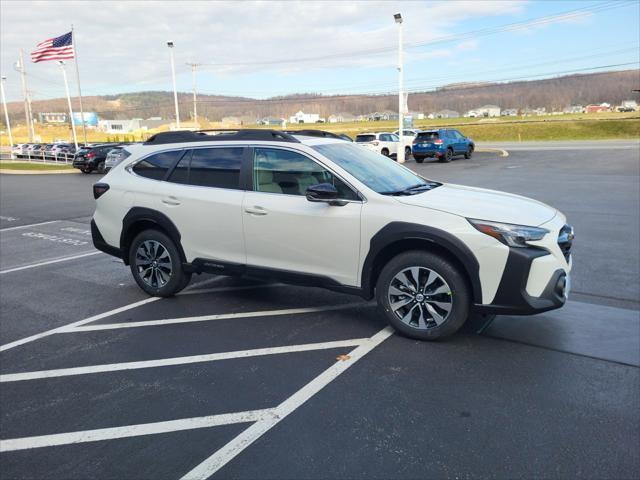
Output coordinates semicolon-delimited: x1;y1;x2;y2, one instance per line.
93;183;110;199
434;139;444;145
413;139;418;145
86;151;96;158
372;141;379;146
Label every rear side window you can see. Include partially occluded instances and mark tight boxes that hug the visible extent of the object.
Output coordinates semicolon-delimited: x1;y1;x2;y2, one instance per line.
187;147;243;189
416;132;439;141
132;150;183;180
356;135;375;143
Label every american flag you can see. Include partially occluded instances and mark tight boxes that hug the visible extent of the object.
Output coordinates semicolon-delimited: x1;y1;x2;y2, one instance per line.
31;31;74;63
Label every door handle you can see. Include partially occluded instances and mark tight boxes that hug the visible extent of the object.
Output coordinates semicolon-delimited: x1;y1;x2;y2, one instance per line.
162;196;181;206
244;206;268;216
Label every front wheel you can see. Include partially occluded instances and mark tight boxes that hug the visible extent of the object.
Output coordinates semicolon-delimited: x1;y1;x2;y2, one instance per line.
404;146;411;157
96;161;106;174
129;229;191;297
414;156;425;163
81;166;92;174
376;250;470;340
464;146;474;159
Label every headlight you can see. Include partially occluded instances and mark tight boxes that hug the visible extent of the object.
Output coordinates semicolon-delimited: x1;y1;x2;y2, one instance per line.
467;218;548;248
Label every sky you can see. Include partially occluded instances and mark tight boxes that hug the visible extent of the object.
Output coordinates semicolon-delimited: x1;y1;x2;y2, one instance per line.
0;0;638;105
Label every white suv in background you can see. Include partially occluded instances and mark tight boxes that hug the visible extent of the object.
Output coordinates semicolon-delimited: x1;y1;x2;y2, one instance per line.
92;129;573;340
355;132;399;158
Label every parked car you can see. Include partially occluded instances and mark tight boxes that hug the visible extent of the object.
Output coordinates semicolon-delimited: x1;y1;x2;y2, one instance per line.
104;146;131;171
27;144;44;157
72;144;116;173
394;129;421;156
91;129;573;341
412;129;474;163
355;132;399;158
50;143;73;159
11;144;25;157
42;144;57;158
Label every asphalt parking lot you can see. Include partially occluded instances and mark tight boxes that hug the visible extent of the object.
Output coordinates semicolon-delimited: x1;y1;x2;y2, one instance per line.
1;141;639;479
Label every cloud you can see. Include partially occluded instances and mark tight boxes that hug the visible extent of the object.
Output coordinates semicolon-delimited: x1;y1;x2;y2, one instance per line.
0;0;525;101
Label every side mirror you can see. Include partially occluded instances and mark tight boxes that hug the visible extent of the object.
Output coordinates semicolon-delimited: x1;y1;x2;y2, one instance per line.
306;183;346;206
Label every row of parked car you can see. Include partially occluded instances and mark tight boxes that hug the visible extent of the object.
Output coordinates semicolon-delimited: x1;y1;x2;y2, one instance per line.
354;128;475;163
11;142;134;173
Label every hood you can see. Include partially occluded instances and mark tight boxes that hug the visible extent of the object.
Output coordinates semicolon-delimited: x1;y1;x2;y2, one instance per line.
396;183;557;226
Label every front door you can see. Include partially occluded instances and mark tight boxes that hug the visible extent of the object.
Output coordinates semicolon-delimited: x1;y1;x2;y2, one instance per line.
242;146;362;286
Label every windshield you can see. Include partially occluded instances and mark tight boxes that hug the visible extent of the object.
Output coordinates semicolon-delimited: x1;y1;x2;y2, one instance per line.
313;142;434;194
355;135;375;143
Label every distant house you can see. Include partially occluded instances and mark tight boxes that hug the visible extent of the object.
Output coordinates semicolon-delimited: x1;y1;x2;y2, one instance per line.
433;109;459;119
501;108;518;116
98;119;141;133
521;107;546;116
139;118;166;130
564;105;584;114
617;100;638;112
328;113;356;123
585;103;610;113
257;117;285;126
289;110;321;124
367;110;399;121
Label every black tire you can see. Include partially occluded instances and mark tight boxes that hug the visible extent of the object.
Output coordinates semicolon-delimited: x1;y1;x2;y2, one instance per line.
464;145;474;159
440;148;453;163
96;161;106;174
381;148;390;157
128;229;191;297
375;250;470;340
414;156;425;163
81;166;92;174
404;146;411;157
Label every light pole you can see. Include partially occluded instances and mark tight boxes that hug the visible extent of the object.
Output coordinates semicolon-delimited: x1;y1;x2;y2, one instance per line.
167;41;181;129
394;13;405;164
186;63;200;126
0;76;14;154
57;61;78;150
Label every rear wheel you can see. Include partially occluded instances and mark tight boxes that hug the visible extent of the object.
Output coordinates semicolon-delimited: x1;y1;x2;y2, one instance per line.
381;148;390;157
414;156;425;163
376;250;470;340
129;229;191;297
440;148;453;163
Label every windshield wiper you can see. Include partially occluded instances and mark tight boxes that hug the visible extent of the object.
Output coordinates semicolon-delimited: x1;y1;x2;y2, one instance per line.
380;182;440;196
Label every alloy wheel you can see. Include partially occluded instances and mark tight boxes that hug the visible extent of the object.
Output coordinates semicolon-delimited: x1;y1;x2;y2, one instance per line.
388;266;453;330
135;240;173;288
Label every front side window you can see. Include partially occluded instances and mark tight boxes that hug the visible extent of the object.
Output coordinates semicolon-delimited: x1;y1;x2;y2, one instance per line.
253;147;358;200
132;150;183;180
312;142;434;194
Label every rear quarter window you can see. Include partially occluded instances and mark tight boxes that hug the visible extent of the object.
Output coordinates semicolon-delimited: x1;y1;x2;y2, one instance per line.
356;135;376;143
132;150;183;180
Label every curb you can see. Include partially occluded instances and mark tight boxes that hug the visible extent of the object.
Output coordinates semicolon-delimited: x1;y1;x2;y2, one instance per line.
475;147;509;157
0;169;79;175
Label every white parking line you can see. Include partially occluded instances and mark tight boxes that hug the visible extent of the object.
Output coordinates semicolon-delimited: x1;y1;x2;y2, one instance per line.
67;303;373;333
0;338;367;382
180;326;395;479
0;409;275;452
178;283;283;296
0;251;101;275
0;220;60;232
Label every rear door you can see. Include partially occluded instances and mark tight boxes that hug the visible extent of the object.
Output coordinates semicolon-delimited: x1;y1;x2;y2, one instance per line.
242;146;362;286
154;146;247;265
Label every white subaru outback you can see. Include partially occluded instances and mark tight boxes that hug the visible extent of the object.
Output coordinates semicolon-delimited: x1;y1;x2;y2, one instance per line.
91;129;573;340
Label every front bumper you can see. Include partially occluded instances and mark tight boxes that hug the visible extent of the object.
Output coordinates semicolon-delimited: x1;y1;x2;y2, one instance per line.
474;246;570;315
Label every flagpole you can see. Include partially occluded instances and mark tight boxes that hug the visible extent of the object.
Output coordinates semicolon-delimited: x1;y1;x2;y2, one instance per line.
71;25;87;145
58;61;78;151
16;50;34;142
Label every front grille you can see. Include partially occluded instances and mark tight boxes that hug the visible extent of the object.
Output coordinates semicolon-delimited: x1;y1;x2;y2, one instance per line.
558;224;574;261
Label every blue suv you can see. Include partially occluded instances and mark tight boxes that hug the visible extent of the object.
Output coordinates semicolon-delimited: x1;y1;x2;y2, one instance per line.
412;129;474;163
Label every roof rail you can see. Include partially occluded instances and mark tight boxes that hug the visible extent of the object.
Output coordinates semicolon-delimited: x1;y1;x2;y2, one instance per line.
144;129;300;145
283;129;344;139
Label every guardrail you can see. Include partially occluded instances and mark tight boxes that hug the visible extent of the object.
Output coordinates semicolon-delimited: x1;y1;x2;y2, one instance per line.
6;151;76;164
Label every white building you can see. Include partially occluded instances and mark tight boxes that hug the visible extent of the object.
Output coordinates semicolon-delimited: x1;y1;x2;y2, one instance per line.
328;113;356;123
289;110;321;124
466;105;501;117
433;109;459;119
98;119;141;133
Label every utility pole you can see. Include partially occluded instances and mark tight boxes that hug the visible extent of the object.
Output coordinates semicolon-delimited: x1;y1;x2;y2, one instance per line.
15;50;34;142
167;41;180;129
186;63;201;126
57;61;78;150
1;76;14;151
394;13;405;164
